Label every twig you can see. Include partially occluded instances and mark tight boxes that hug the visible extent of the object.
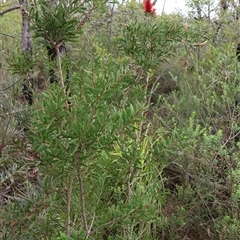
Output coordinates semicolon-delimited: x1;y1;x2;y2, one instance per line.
66;162;76;236
86;213;96;238
126;168;132;203
0;5;20;16
55;43;70;108
0;78;23;92
55;44;65;89
0;32;16;38
77;168;89;234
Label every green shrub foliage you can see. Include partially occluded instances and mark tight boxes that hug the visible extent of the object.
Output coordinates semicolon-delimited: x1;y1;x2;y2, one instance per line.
1;0;240;239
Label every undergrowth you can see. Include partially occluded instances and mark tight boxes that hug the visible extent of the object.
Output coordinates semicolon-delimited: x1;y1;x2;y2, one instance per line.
0;1;240;239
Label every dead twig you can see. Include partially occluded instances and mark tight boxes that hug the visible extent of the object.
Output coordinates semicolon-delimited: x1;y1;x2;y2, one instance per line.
0;6;20;16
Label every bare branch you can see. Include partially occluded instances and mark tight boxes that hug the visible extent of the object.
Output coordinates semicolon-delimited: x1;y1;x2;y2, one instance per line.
0;5;20;16
77;168;89;233
0;32;15;38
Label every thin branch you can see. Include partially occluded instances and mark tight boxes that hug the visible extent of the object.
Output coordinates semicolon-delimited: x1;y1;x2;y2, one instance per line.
55;44;65;89
126;168;132;203
0;78;23;91
55;43;71;108
0;5;20;16
66;164;76;236
77;168;89;234
0;32;16;38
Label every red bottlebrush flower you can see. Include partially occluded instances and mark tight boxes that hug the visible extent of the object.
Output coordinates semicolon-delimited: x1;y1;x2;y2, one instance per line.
152;7;156;15
143;0;156;15
143;0;152;12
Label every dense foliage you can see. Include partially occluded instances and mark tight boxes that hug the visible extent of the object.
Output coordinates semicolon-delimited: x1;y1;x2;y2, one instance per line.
0;0;239;239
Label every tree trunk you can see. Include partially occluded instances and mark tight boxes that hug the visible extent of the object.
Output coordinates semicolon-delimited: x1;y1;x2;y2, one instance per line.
21;0;31;52
21;0;33;105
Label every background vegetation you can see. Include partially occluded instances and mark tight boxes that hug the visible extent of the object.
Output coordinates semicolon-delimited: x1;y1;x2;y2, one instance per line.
0;0;239;239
